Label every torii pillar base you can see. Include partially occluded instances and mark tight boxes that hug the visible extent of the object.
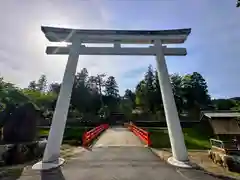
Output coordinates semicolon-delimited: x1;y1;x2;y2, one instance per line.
167;157;192;168
32;158;65;170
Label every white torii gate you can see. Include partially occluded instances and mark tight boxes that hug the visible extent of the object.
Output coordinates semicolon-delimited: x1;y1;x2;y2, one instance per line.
33;26;191;170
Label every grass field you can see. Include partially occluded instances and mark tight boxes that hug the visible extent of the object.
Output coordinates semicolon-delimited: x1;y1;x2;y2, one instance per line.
39;125;211;149
149;127;211;149
38;127;92;145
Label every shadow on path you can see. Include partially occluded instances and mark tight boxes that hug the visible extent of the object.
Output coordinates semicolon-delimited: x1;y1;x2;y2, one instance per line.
178;168;239;180
41;168;65;180
0;167;24;180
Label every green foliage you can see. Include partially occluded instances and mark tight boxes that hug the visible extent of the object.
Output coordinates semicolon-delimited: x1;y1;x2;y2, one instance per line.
98;105;110;118
63;128;87;141
149;128;210;149
119;99;132;119
22;89;56;111
104;76;120;112
170;74;184;113
38;127;91;142
1;64;240;126
183;128;210;149
135;66;164;114
28;81;37;91
181;72;211;108
149;129;171;148
105;76;119;97
0;78;30;110
49;83;60;94
212;98;240;110
37;74;47;92
135;80;146;109
134;67;215;119
124;89;136;107
0;68;123;123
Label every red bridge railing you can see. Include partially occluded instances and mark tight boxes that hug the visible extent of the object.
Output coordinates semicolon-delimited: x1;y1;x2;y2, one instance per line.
128;123;151;146
82;124;109;147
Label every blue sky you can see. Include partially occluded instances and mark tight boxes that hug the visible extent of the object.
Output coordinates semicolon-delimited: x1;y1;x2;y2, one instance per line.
0;0;239;98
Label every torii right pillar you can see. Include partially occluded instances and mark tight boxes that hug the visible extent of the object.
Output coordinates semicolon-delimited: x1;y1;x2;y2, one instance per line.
154;40;190;168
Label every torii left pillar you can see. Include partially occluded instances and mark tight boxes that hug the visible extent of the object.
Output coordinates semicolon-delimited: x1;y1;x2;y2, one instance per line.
32;38;80;170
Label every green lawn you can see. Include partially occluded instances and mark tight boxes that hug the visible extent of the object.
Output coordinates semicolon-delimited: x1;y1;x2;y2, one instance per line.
149;128;211;149
38;129;50;136
38;127;92;145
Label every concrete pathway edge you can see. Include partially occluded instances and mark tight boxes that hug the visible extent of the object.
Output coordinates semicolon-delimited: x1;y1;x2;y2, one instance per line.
150;148;199;169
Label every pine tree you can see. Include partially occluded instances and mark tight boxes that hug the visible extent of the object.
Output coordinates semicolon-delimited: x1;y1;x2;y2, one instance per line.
105;76;119;97
28;81;37;91
37;75;47;92
144;65;155;112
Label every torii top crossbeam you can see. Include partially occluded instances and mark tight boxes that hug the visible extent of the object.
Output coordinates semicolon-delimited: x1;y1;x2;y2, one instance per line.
41;26;191;56
41;26;191;44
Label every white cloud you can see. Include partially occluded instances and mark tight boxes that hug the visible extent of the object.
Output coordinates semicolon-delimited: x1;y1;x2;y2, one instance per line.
0;1;106;85
0;0;152;95
0;0;154;95
3;0;239;98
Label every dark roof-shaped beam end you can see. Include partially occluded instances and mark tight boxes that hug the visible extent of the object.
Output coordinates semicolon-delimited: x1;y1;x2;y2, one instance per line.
41;26;191;44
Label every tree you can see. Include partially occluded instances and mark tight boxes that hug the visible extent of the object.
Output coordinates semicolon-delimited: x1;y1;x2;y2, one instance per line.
105;76;119;97
71;69;92;114
37;75;47;92
75;68;88;87
153;70;163;112
177;72;212;118
135;80;147;110
0;77;30;109
124;89;135;105
144;65;155;112
0;68;124;127
135;66;159;113
0;77;3;87
96;74;106;107
22;89;56;111
104;76;119;112
170;74;184;113
2;65;240;126
0;77;14;89
191;72;210;104
123;89;136;112
28;81;37;91
120;98;133;118
98;105;110;119
87;74;106;108
134;67;215;119
144;65;154;92
212;99;236;110
181;72;211;108
49;83;61;94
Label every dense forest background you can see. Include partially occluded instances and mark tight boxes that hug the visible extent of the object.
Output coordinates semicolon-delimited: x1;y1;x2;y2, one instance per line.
0;65;240;123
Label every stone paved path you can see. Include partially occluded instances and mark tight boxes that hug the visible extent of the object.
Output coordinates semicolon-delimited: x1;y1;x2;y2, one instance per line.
14;127;220;180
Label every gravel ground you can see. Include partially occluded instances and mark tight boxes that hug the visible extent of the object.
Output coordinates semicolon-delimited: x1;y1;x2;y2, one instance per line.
151;148;240;180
